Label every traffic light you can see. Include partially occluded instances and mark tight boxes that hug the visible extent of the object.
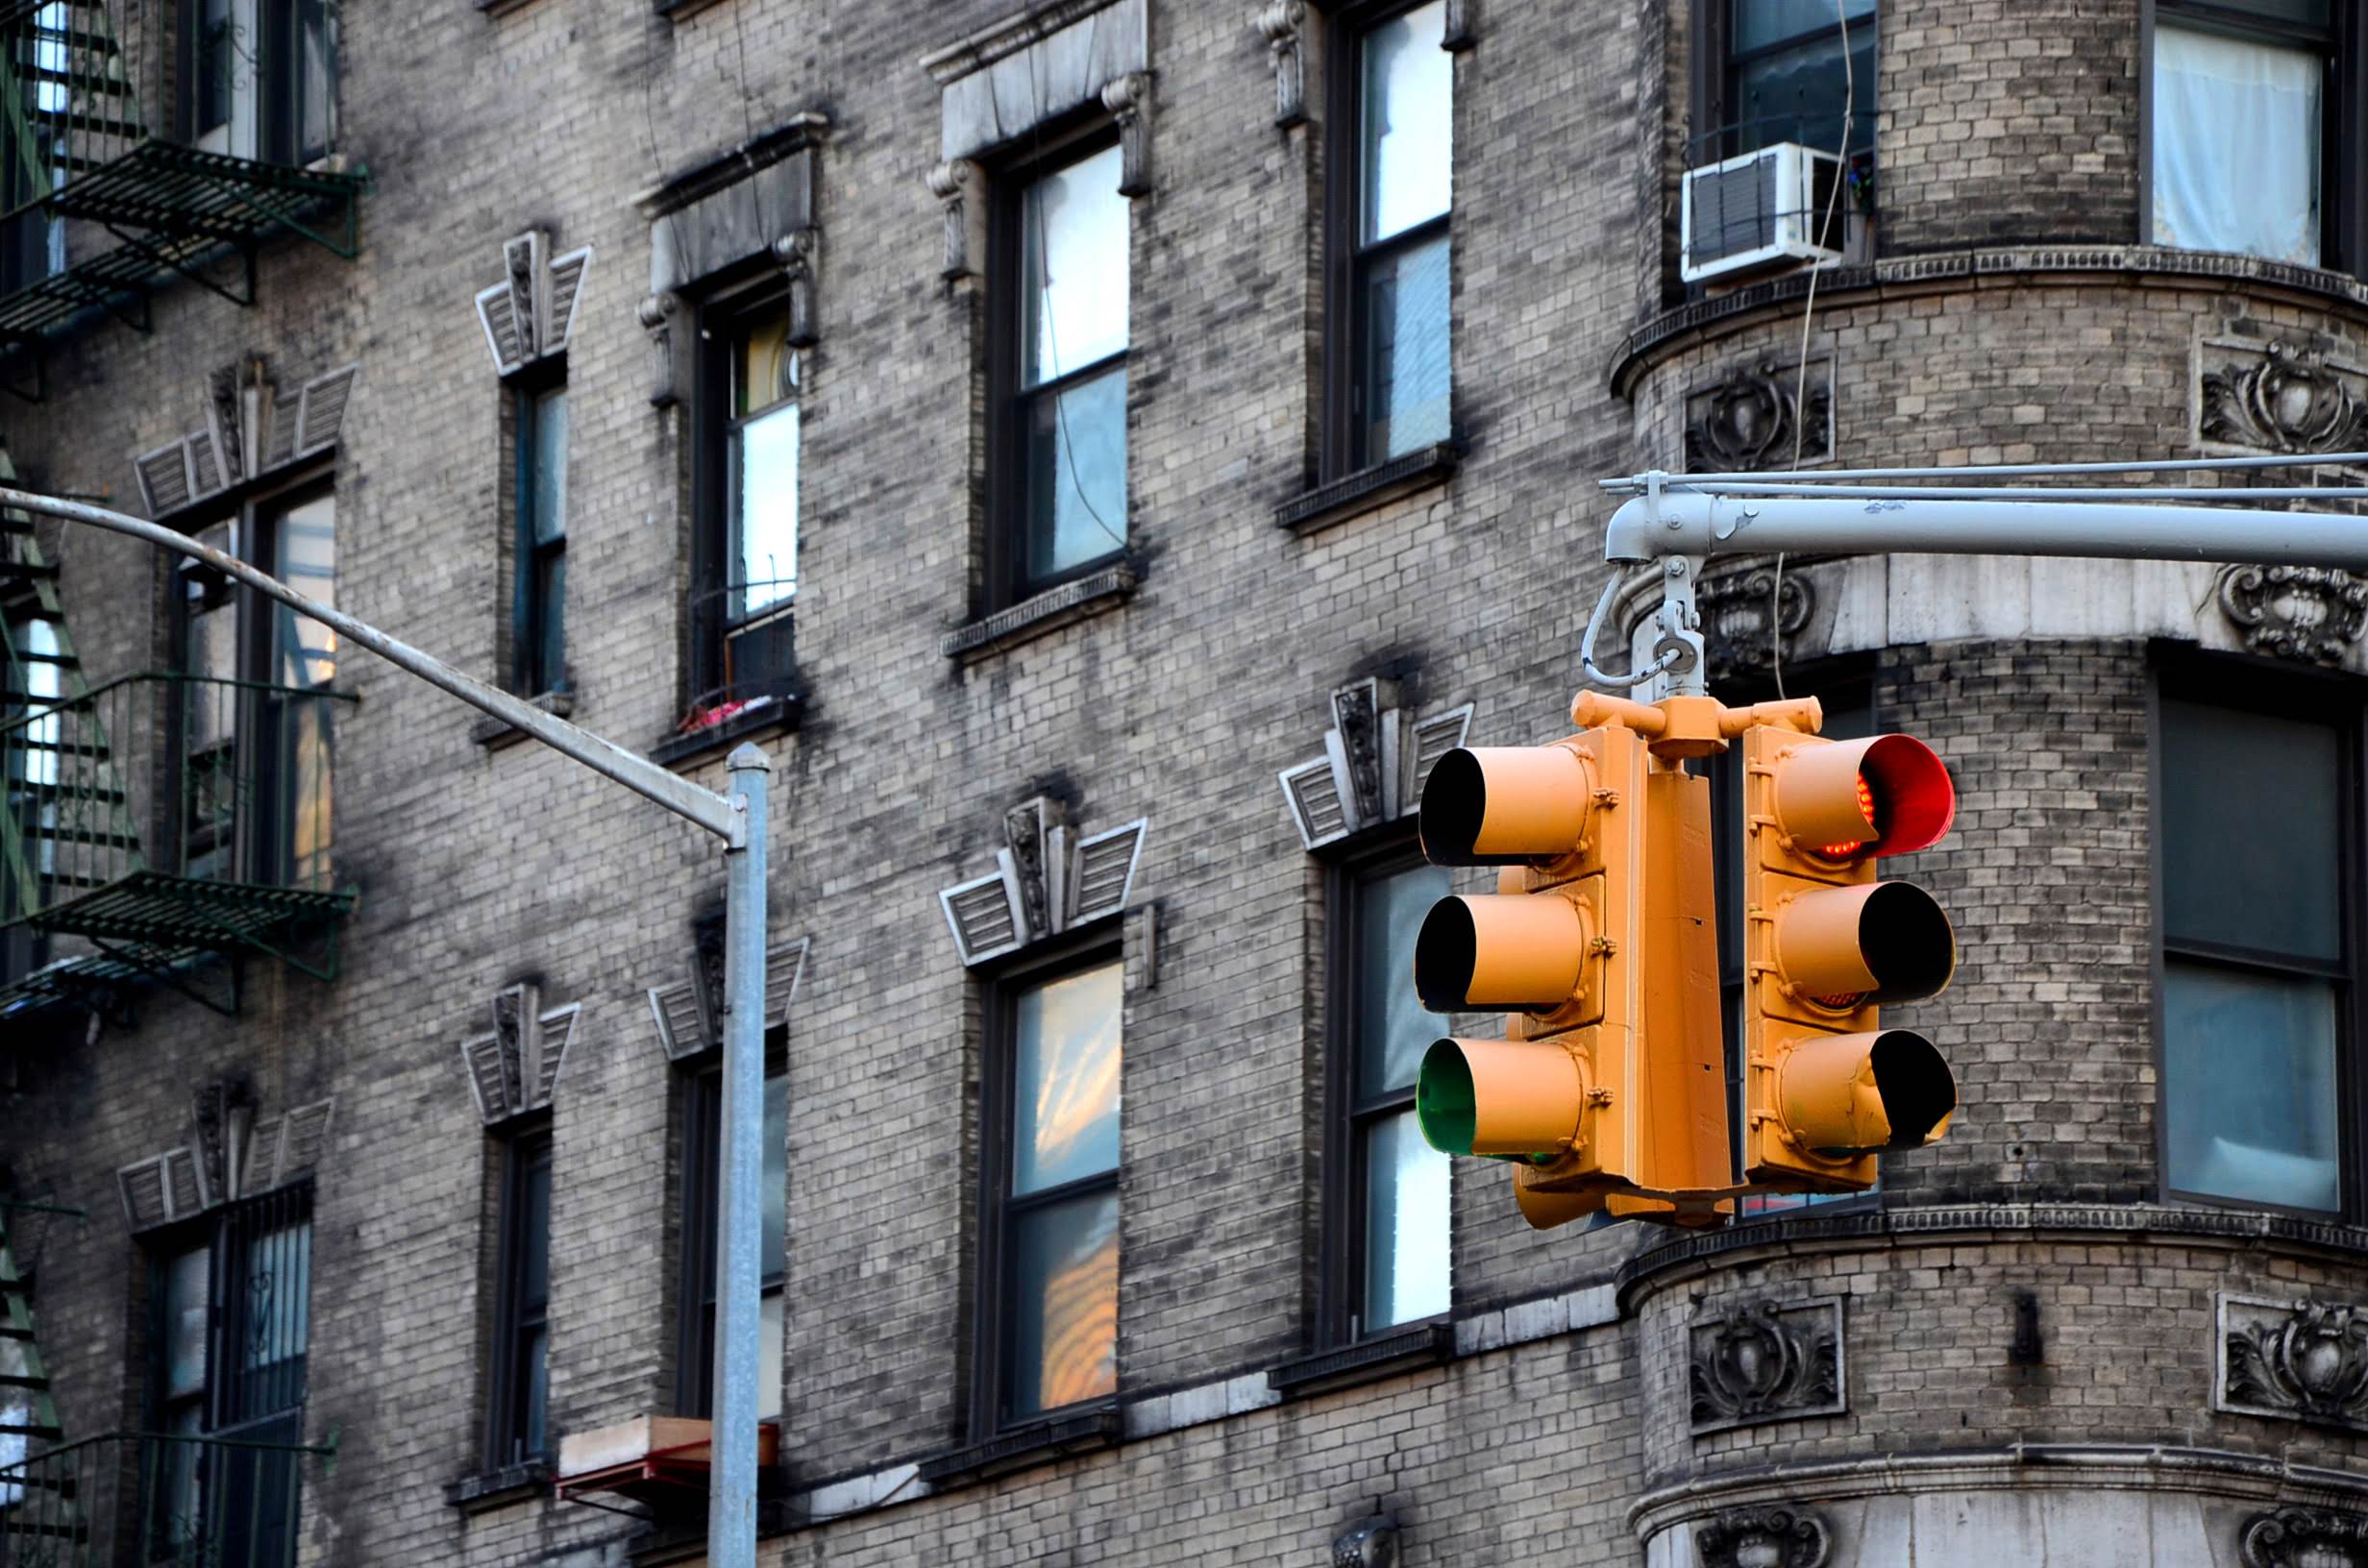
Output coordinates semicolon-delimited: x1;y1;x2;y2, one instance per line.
1739;727;1961;1190
1410;724;1728;1225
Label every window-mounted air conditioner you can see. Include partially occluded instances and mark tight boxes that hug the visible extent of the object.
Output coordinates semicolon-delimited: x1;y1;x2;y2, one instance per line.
1680;142;1845;284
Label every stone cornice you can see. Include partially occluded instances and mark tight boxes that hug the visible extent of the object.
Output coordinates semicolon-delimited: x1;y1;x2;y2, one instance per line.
1611;245;2368;400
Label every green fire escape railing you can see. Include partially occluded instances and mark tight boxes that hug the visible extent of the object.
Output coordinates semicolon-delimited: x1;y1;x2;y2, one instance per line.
0;1428;336;1568
0;0;361;369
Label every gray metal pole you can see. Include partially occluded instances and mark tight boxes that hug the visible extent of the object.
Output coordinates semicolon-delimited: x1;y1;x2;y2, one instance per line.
708;744;770;1568
1605;488;2368;571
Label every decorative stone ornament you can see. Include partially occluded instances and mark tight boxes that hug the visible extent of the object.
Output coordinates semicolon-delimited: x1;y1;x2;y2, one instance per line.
2214;563;2368;665
926;159;989;280
1696;562;1814;685
1101;71;1153;196
1331;1513;1399;1568
457;981;582;1125
2219;1293;2368;1433
1689;1296;1844;1434
1694;1506;1832;1568
132;357;359;518
116;1093;334;1231
938;798;1148;967
2241;1506;2368;1568
474;229;594;378
1256;2;1307;127
648;937;810;1061
1276;677;1472;850
2200;340;2368;454
1685;359;1833;474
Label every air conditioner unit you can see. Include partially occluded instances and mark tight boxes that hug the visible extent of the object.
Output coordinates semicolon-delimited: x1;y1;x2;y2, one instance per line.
1680;142;1845;284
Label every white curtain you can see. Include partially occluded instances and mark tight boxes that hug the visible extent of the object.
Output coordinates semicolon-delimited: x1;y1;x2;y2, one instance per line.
2151;22;2321;266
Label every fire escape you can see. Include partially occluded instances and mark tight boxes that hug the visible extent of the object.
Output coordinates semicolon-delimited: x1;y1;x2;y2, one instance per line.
0;0;363;385
0;473;357;1020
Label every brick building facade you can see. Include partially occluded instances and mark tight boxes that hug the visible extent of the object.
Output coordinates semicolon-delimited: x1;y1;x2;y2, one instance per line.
4;1;2368;1564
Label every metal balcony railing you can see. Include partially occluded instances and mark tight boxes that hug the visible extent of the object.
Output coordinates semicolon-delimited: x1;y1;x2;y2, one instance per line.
0;670;357;1016
675;576;797;739
0;1428;333;1568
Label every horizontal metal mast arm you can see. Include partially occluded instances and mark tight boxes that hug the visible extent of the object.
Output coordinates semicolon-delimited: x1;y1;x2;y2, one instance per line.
0;487;744;845
1604;490;2368;572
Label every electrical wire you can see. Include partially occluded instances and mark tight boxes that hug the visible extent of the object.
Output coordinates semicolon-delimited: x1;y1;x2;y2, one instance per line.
1581;567;1682;690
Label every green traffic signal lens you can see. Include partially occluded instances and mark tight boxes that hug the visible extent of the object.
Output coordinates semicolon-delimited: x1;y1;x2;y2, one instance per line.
1416;1039;1477;1156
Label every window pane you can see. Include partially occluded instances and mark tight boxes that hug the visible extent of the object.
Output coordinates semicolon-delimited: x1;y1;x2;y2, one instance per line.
1012;961;1122;1195
1023;145;1129;386
762;1070;788;1284
271;493;336;689
735;401;800;617
1732;0;1876;52
239;1223;310;1373
163;1245;210;1400
2163;960;2340;1211
1006;1188;1119;1418
533;551;565;694
1360;1110;1450;1330
1360;1;1452;244
297;0;333;161
1024;364;1127;584
1356;862;1451;1099
529;387;567;546
758;1288;784;1421
1361;234;1451;461
735;307;796;418
518;1143;552;1311
1732;20;1877;155
2160;699;2339;961
518;1324;548;1457
2151;24;2321;265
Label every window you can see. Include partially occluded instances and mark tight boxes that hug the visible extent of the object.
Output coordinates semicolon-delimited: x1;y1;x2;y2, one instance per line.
677;1055;788;1420
993;137;1129;604
1324;0;1453;478
1;606;60;985
2148;0;2365;272
173;481;338;889
143;1185;313;1568
1327;847;1452;1341
511;380;567;697
179;0;335;165
688;289;799;728
1709;664;1877;1216
978;955;1122;1430
485;1121;552;1467
1695;0;1876;161
2157;678;2354;1215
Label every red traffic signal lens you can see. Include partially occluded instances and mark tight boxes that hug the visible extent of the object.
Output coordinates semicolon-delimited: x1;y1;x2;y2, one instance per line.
1856;734;1955;857
1815;773;1877;858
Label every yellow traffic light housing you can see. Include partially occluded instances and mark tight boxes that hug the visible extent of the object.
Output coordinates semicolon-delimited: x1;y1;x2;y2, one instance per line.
1739;729;1961;1190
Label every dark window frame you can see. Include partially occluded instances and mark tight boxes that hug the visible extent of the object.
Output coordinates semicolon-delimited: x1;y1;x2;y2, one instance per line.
970;927;1124;1440
2139;0;2368;279
1691;0;1879;167
1321;0;1455;483
687;272;800;724
174;0;336;165
506;361;568;698
984;117;1131;612
2149;645;2366;1221
483;1115;553;1469
671;1028;789;1420
1320;831;1453;1347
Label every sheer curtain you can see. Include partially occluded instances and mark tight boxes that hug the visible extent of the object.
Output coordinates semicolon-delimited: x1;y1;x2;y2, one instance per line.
2152;22;2322;265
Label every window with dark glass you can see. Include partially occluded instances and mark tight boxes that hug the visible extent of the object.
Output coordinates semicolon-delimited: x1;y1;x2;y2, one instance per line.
1;605;60;984
978;956;1122;1429
688;289;798;726
2158;681;2353;1215
485;1122;552;1468
677;1054;788;1420
1327;0;1453;478
1709;664;1878;1216
994;137;1129;604
1696;0;1876;161
2149;0;2366;274
512;381;567;697
1327;847;1452;1341
142;1185;313;1568
171;482;337;891
179;0;335;165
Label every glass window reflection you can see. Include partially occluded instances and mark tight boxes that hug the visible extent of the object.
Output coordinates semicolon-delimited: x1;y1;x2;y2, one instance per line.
1348;859;1453;1335
1013;961;1123;1194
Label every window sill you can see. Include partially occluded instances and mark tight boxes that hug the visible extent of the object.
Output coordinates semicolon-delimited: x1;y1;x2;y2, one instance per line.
1273;442;1460;536
913;1407;1120;1488
941;563;1138;664
443;1458;553;1513
654;0;729;17
471;689;576;750
1266;1319;1454;1401
651;691;805;769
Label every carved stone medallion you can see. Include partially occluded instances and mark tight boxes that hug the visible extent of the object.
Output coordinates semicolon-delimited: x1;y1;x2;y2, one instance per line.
2201;341;2368;454
1686;360;1834;474
2215;563;2368;665
1695;1505;1831;1568
1697;564;1814;684
1690;1297;1844;1434
2221;1294;2368;1433
2241;1507;2368;1568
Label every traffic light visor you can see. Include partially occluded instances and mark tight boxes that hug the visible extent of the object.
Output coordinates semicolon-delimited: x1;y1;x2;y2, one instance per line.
1773;734;1956;859
1418;746;1591;865
1773;880;1958;1007
1413;893;1589;1012
1417;1037;1584;1157
1778;1028;1957;1156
